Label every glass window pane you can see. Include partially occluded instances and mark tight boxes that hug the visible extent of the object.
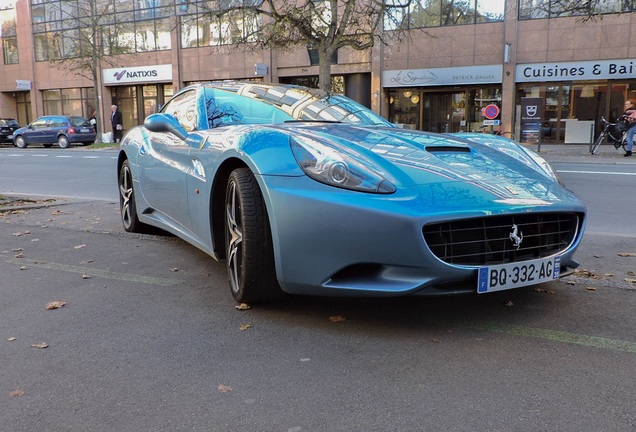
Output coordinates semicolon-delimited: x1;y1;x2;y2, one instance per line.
476;0;504;22
3;38;18;64
409;0;441;28
156;17;171;50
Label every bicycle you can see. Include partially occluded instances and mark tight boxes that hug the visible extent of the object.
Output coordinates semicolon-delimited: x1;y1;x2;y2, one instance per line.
589;115;629;154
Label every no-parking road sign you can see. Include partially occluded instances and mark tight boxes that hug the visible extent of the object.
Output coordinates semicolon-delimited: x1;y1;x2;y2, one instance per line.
483;104;500;120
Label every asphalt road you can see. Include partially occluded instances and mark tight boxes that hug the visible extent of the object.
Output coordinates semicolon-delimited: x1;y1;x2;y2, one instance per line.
1;146;635;431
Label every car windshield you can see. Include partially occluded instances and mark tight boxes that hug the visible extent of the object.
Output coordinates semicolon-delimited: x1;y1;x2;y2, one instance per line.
69;117;90;127
203;83;394;128
0;119;18;127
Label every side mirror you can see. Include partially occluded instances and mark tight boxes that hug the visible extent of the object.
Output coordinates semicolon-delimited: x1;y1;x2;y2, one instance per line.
144;113;188;141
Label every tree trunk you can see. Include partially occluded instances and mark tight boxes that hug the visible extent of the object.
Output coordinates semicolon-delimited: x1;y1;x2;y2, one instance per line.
318;45;334;93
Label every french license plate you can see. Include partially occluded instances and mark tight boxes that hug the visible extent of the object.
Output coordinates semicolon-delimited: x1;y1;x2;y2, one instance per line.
81;128;91;133
477;256;561;294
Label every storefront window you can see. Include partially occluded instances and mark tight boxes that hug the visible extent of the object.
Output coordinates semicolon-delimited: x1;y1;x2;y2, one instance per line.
390;90;421;130
17;92;32;126
42;88;95;117
516;82;636;143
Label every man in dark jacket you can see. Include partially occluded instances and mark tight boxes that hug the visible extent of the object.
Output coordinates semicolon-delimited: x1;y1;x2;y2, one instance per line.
110;104;123;143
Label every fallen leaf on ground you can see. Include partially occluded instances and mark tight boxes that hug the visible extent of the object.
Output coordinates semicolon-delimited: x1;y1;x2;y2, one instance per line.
604;273;615;277
7;337;16;341
618;252;636;257
14;253;23;258
20;266;27;270
533;287;554;294
74;244;86;249
329;315;347;322
31;342;48;349
82;274;91;279
234;303;251;311
12;232;21;236
9;389;25;397
170;268;178;272
51;210;66;215
217;384;232;393
46;300;66;310
625;278;636;284
586;287;597;291
239;323;253;331
504;301;514;307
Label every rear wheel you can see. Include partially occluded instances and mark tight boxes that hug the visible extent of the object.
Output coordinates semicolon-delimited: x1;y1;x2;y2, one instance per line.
118;160;148;233
15;135;27;148
590;132;605;154
58;135;70;149
225;168;282;303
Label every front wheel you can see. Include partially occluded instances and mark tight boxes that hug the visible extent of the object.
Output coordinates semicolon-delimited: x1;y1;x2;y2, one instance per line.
58;135;70;149
225;168;282;303
590;132;605;154
14;135;27;148
118;160;148;233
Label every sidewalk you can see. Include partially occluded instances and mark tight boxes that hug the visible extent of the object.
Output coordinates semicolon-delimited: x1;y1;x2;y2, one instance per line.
528;143;636;164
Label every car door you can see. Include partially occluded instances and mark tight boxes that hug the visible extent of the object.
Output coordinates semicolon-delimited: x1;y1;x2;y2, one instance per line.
23;117;49;144
43;117;65;144
138;90;198;230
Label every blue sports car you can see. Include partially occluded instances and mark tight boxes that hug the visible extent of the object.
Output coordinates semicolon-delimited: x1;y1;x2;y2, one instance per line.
117;82;586;302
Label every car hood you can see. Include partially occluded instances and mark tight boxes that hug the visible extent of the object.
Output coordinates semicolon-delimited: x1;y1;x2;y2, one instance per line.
265;123;578;207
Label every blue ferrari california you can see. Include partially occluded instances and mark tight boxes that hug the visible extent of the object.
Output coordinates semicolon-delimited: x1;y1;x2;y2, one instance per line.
117;82;586;302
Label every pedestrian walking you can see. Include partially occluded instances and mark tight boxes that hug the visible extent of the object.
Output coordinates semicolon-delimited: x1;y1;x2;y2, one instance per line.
111;105;123;143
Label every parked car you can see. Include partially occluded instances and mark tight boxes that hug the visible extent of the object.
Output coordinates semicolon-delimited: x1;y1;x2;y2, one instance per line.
117;82;587;303
13;115;96;148
0;117;20;144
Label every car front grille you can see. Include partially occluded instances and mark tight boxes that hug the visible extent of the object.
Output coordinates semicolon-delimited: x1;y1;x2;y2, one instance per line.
423;212;582;266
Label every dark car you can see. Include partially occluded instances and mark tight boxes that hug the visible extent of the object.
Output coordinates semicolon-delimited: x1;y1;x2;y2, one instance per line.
13;115;96;148
0;118;20;143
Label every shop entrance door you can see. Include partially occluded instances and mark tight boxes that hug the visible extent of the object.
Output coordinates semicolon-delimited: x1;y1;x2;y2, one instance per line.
422;92;465;133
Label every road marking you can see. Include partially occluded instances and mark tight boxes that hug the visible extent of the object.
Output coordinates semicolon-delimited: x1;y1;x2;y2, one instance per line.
55;155;73;158
6;258;181;286
463;321;636;354
558;170;636;176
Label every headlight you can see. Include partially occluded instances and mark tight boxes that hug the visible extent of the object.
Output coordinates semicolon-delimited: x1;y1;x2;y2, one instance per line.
518;145;562;183
290;135;396;193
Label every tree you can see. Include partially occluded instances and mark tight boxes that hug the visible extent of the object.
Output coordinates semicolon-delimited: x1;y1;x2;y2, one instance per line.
46;0;135;143
207;0;412;92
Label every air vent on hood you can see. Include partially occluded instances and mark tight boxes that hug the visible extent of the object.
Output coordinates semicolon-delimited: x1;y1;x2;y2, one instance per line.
426;146;471;153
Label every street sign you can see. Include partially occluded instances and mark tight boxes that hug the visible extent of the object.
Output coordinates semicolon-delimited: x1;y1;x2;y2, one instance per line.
483;120;500;126
483;104;500;120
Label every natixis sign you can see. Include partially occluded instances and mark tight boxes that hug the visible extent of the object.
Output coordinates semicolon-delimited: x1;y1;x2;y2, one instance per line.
103;64;173;85
383;65;503;87
516;59;636;82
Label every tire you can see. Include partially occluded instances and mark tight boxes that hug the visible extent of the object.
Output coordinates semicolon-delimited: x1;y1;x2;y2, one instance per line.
590;132;604;154
58;135;70;149
225;168;282;303
118;160;148;233
15;135;27;148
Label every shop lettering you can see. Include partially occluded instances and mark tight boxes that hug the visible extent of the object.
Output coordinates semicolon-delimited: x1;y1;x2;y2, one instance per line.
389;70;437;85
523;61;635;79
523;65;585;78
607;62;635;75
125;70;159;79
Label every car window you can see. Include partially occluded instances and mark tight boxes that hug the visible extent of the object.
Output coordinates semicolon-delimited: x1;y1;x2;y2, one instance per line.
203;85;293;128
48;117;66;127
160;90;198;132
70;117;90;127
0;119;17;127
31;118;49;128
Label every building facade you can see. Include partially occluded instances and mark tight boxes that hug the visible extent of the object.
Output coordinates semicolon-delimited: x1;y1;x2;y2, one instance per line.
0;0;635;144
